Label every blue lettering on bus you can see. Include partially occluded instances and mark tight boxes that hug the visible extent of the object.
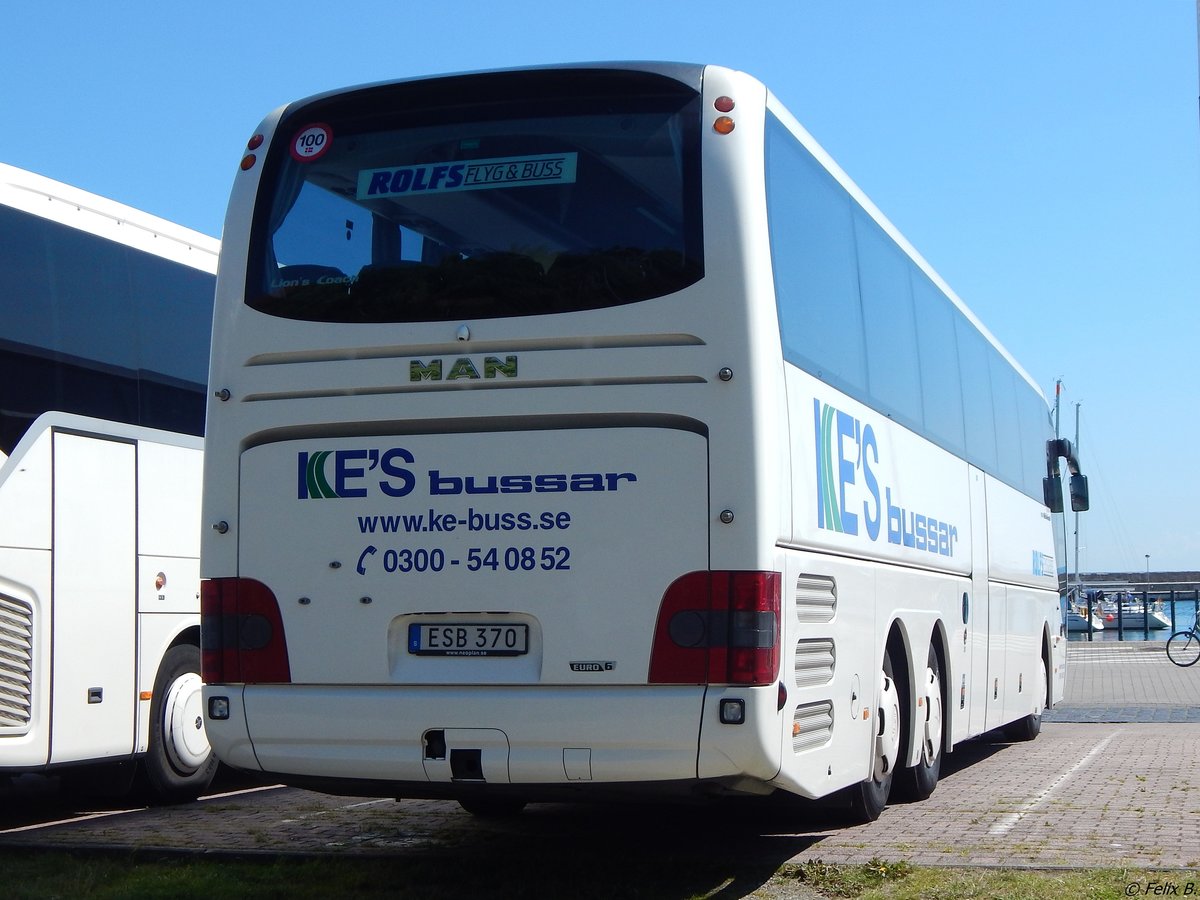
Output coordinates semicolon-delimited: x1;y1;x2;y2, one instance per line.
814;399;958;557
836;410;859;536
362;168;470;200
1032;550;1054;576
365;164;469;197
297;448;636;500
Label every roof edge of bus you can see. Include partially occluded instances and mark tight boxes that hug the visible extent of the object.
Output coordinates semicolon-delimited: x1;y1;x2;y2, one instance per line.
764;93;1047;404
277;61;712;117
0;410;203;486
0;161;220;271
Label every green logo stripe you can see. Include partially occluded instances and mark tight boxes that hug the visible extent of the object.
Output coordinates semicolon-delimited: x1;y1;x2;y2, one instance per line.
819;404;843;532
306;450;338;499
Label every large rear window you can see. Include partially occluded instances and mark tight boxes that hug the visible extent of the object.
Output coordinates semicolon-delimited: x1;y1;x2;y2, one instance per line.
247;69;704;323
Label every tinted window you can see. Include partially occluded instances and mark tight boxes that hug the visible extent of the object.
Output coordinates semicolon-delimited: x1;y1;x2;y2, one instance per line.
0;205;214;454
767;113;1049;501
957;316;997;473
766;123;866;395
248;69;703;323
912;275;965;455
855;209;921;429
1018;384;1053;499
990;355;1024;488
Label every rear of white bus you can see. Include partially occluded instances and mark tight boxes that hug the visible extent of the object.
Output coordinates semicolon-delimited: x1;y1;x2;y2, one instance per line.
200;64;793;807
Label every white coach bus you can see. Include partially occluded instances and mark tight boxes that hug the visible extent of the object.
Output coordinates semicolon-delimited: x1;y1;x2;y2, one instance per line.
200;63;1088;821
0;163;220;801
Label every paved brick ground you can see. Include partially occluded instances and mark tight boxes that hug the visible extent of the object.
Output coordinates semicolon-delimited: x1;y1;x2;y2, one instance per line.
787;722;1200;868
1046;641;1200;722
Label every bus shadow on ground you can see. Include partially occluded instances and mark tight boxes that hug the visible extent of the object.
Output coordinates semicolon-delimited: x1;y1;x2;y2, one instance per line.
0;765;272;833
370;741;1015;898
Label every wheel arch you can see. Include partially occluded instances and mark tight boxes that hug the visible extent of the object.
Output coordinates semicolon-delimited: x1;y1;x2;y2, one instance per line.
1041;623;1055;708
137;619;202;753
882;619;916;769
928;619;952;754
890;617;952;766
170;624;201;652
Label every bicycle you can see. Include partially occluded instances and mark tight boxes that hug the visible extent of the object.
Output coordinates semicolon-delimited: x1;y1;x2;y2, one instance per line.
1166;621;1200;667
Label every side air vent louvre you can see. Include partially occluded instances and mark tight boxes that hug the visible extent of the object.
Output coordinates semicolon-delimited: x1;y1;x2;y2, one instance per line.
794;638;835;687
0;594;34;731
794;574;836;623
792;701;834;753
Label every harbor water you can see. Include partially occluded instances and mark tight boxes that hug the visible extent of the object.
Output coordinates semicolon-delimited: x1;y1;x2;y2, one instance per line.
1068;596;1197;642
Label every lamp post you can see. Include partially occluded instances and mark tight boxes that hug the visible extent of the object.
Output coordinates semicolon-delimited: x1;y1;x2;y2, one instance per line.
1145;554;1150;586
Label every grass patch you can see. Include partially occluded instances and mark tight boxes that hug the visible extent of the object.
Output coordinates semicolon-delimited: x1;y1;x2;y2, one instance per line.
0;849;1192;899
780;861;1194;899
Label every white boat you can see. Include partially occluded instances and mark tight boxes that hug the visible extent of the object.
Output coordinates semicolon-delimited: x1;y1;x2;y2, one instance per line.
1066;606;1104;632
1098;596;1172;630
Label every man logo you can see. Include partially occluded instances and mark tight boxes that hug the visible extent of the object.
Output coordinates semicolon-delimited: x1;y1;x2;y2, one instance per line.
410;355;518;382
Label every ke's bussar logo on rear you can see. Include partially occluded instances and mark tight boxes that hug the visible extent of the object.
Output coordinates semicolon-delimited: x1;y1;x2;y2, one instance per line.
814;399;959;557
298;447;638;500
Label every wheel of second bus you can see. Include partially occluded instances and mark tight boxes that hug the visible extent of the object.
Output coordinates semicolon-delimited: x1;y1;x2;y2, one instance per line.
144;644;218;803
896;645;942;801
848;649;900;822
1166;630;1200;667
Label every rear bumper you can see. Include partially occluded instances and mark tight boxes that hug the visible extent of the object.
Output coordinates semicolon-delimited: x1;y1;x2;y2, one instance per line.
204;683;776;795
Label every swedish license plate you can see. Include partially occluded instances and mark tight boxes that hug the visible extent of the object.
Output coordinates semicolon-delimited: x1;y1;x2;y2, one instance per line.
408;623;529;657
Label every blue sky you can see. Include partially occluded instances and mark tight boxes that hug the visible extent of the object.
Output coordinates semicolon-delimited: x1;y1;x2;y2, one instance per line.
4;2;1198;574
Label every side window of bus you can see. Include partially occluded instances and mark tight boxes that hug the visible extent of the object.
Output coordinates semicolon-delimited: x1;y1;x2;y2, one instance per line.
765;122;867;397
854;208;922;431
912;275;966;456
1016;381;1053;499
990;358;1024;489
767;112;1051;501
957;315;999;472
0;205;210;448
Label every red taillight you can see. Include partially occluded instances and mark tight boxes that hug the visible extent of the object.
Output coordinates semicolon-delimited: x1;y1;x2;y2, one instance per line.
648;571;780;686
201;577;292;684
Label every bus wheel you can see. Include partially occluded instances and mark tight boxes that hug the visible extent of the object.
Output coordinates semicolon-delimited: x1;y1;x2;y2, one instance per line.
458;797;527;818
848;649;900;822
896;646;942;801
144;644;218;803
1003;654;1046;742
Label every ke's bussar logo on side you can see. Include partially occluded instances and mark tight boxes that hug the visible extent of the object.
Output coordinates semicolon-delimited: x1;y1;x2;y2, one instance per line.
814;399;959;557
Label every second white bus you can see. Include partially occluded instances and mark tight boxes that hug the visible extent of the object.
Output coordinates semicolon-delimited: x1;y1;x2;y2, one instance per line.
0;163;219;801
200;63;1087;821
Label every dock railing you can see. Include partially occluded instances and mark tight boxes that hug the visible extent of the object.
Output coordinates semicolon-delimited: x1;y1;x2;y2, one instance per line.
1071;584;1199;641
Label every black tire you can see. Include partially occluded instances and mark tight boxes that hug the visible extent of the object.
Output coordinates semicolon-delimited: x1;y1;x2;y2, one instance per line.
457;797;527;818
895;645;943;801
144;644;218;803
1166;630;1200;667
1003;653;1046;742
847;647;900;823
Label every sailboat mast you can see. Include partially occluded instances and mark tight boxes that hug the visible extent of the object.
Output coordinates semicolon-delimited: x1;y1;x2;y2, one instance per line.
1073;401;1081;585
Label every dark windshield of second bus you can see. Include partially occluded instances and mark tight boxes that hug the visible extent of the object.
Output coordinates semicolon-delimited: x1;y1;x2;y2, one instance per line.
247;69;703;323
